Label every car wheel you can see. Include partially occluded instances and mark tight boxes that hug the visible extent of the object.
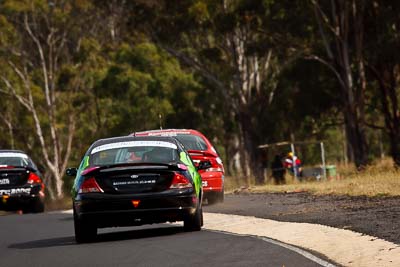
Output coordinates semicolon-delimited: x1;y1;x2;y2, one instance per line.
207;194;217;205
184;204;202;231
74;212;97;243
217;191;224;203
31;198;45;213
22;198;45;213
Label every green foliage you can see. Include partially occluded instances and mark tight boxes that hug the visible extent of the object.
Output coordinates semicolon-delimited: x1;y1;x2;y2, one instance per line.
93;42;202;136
1;0;400;186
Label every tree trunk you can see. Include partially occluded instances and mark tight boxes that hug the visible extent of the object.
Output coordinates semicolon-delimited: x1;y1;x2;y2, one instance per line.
312;0;369;168
371;66;400;167
238;108;264;184
343;106;368;168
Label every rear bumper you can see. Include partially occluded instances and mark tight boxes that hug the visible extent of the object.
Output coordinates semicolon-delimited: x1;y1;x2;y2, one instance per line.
0;184;43;210
0;195;42;210
74;191;198;228
201;172;224;192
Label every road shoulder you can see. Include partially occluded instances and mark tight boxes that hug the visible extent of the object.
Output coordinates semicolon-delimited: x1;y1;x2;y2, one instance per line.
203;212;400;267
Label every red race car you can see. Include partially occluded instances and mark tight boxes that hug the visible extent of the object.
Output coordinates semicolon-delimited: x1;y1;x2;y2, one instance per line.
134;129;224;204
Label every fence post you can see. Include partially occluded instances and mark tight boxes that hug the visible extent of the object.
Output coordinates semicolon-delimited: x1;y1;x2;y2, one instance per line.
290;143;298;180
320;142;327;180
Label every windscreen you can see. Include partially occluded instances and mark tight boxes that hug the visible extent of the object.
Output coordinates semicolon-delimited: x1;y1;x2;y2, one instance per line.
174;135;208;151
89;141;179;166
0;153;31;167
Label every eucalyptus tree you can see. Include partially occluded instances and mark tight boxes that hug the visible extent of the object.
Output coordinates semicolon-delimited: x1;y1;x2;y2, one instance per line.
364;1;400;167
129;0;303;183
0;0;101;199
309;0;369;168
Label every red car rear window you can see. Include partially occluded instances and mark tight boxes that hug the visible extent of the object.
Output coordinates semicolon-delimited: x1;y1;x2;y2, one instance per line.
174;135;208;151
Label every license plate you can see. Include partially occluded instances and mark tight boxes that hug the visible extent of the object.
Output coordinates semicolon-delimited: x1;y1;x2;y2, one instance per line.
0;178;10;185
202;181;208;187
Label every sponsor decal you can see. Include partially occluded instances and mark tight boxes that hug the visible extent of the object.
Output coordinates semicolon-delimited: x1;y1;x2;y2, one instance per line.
0;188;31;195
202;181;208;187
145;131;191;136
130;175;139;179
91;141;177;154
0;178;10;185
113;180;156;186
0;153;28;158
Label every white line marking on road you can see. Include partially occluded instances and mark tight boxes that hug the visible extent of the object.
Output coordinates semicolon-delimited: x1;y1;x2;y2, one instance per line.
209;229;336;266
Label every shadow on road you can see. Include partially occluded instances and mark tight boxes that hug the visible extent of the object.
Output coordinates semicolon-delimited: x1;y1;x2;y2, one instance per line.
96;226;184;243
9;236;76;249
8;225;184;249
58;216;73;221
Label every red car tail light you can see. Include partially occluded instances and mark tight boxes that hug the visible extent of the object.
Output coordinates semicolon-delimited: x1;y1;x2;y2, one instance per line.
27;172;45;191
204;167;224;172
79;177;104;193
27;172;42;184
169;172;193;189
204;158;224;172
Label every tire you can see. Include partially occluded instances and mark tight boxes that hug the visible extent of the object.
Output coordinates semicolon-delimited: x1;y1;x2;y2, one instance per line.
207;194;217;205
184;204;202;232
207;191;224;205
217;190;224;203
22;198;45;213
31;198;45;213
74;212;97;243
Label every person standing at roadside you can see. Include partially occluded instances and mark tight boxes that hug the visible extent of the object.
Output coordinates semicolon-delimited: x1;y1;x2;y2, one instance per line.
271;154;286;184
284;152;302;178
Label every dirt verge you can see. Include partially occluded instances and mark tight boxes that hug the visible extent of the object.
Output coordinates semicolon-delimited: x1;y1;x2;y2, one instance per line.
204;192;400;244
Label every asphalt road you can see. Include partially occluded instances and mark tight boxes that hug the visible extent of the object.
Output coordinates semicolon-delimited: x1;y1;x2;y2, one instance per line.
0;211;325;267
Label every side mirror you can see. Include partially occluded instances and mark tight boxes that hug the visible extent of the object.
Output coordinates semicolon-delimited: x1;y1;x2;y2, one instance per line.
197;161;212;171
66;167;77;177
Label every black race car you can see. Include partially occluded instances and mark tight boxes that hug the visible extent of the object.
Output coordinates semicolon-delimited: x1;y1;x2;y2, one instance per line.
66;136;208;243
0;150;45;213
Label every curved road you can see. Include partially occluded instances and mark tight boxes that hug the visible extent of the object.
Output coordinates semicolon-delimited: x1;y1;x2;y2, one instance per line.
0;210;331;267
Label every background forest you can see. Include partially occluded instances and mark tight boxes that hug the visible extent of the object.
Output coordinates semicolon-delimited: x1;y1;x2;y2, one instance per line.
0;0;399;199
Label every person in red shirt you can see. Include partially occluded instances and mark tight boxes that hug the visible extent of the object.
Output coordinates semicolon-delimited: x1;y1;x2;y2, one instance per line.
284;152;302;177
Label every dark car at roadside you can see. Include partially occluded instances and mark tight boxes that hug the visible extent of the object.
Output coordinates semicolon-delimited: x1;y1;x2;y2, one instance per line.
0;150;45;213
66;136;207;243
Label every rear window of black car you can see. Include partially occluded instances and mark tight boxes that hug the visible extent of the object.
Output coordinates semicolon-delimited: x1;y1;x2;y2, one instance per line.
174;135;208;151
88;140;180;166
0;153;32;167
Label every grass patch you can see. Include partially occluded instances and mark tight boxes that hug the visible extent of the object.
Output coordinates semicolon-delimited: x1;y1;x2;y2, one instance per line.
224;158;400;197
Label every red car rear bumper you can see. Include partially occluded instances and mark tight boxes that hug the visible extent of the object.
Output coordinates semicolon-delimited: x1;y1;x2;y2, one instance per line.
201;172;224;192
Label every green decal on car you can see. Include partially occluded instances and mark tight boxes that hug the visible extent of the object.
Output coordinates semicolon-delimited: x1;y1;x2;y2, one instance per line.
180;151;201;196
72;156;90;196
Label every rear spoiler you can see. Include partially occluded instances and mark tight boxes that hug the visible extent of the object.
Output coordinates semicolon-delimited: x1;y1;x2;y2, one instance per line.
81;162;185;176
187;150;216;157
0;165;33;171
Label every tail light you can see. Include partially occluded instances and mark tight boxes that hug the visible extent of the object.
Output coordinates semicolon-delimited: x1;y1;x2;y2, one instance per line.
79;177;103;193
169;172;193;189
204;158;224;172
27;172;45;191
27;172;42;184
204;166;224;172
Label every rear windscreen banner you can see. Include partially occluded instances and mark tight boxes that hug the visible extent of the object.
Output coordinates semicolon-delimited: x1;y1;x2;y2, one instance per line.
0;153;28;158
91;141;177;154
